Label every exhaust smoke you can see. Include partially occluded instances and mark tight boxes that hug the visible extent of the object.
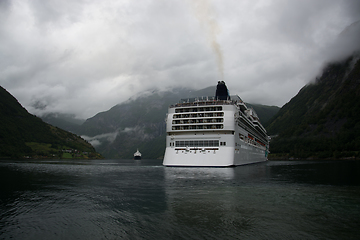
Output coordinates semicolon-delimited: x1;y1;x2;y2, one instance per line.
188;0;224;80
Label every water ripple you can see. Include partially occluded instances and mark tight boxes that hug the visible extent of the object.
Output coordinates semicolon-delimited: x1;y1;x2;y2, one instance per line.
1;160;360;239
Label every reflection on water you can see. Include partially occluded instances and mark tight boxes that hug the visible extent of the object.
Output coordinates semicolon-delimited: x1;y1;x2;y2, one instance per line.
0;160;360;239
163;161;360;239
163;167;253;239
165;166;235;180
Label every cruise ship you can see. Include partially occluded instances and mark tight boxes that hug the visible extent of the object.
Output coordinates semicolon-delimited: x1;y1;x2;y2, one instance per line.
163;81;269;167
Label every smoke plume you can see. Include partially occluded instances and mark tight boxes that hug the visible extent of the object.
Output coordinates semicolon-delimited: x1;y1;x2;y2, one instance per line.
188;0;224;80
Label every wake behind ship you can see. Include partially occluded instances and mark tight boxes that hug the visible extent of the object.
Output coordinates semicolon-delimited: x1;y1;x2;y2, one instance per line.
163;81;269;167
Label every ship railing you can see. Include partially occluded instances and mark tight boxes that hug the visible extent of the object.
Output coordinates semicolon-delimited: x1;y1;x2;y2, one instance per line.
170;95;243;108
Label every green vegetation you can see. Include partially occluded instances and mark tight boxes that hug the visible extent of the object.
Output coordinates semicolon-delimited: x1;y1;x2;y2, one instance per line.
266;55;360;159
0;86;103;159
62;152;73;159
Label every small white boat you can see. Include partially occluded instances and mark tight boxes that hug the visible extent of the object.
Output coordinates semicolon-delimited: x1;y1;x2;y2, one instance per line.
133;149;142;160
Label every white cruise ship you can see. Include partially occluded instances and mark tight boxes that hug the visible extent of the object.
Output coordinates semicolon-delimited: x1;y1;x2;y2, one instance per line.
163;81;269;167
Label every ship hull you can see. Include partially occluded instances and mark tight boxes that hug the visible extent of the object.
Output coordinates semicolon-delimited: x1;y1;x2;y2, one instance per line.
163;134;267;167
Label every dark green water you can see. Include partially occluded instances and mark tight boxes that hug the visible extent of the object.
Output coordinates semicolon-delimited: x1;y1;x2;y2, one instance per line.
0;160;359;239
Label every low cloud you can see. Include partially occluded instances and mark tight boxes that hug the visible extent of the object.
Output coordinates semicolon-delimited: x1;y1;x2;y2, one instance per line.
82;131;119;147
1;0;360;118
81;127;138;147
323;20;360;62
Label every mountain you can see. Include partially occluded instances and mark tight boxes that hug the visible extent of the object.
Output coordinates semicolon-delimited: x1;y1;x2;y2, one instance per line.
0;86;103;159
76;86;279;159
245;103;281;125
265;54;360;159
77;88;193;159
41;113;85;133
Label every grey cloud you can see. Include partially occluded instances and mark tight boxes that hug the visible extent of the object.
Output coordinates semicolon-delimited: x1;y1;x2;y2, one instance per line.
0;0;359;119
324;20;360;62
82;130;120;147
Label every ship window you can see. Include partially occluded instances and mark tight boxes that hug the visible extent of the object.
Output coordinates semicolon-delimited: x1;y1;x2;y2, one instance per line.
174;106;223;113
175;140;219;147
172;124;224;130
239;134;244;141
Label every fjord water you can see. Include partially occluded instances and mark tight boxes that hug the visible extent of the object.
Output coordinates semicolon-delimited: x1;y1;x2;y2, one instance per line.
1;160;359;239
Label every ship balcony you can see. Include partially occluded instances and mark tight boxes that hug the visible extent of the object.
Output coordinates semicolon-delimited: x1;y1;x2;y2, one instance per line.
170;116;226;131
173;112;224;119
174;106;223;113
171;124;224;131
172;118;224;124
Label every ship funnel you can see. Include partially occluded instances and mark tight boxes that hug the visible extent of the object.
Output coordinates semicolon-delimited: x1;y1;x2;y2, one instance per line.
215;81;229;100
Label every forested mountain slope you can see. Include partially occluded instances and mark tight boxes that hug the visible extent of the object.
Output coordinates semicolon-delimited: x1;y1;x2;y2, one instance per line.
0;86;102;159
265;55;360;158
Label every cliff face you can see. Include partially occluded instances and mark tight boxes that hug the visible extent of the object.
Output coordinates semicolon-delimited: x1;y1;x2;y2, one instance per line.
265;55;360;158
0;86;102;159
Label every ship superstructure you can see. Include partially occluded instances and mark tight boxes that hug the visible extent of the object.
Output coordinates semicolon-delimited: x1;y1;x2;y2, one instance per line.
163;81;269;167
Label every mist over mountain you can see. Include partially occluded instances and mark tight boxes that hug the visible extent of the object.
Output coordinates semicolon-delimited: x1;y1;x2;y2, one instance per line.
41;113;85;133
62;86;279;159
265;53;360;159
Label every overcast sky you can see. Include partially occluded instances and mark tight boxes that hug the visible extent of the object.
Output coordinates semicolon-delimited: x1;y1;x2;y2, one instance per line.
1;0;360;119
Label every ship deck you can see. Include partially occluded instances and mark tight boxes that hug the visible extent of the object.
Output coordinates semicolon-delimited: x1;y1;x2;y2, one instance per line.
170;95;243;108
